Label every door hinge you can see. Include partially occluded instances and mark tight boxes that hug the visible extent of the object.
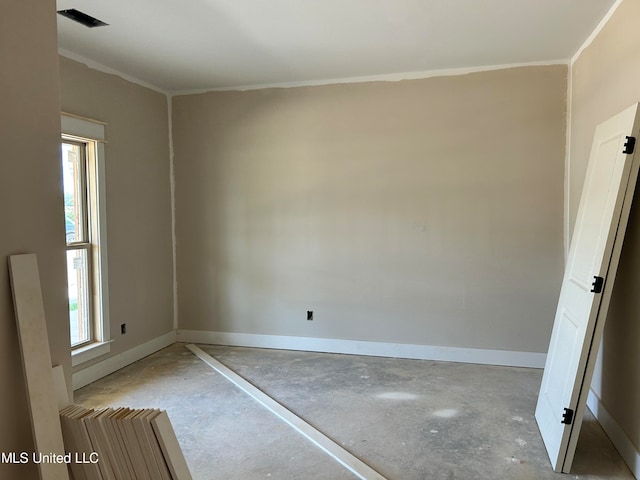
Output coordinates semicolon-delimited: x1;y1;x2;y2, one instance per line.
623;136;636;154
561;408;574;425
590;276;604;294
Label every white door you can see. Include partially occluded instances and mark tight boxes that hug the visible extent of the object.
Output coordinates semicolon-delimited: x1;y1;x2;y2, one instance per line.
536;103;640;473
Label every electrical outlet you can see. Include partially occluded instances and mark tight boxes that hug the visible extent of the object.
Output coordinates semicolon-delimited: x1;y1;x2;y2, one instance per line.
307;310;313;321
121;323;127;334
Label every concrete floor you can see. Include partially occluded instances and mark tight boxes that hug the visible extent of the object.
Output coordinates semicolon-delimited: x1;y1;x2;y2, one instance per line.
74;343;634;480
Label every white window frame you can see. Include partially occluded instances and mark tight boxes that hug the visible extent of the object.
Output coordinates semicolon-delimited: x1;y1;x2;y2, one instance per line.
61;113;111;366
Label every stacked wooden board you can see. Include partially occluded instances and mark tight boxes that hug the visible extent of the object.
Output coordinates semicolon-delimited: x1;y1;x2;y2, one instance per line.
59;406;192;480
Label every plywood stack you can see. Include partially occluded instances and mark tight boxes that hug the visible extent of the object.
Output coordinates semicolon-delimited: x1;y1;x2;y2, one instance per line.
59;406;192;480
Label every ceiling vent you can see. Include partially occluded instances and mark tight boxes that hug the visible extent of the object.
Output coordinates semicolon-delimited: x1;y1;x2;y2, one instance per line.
57;9;108;28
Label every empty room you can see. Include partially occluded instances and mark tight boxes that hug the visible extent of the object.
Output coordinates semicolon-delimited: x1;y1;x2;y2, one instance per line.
2;0;640;478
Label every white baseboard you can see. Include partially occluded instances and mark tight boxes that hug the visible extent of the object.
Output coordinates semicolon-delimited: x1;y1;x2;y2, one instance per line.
72;330;177;391
176;330;546;368
587;389;640;479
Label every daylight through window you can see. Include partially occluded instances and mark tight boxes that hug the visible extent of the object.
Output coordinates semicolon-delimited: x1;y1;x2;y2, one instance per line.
62;140;94;346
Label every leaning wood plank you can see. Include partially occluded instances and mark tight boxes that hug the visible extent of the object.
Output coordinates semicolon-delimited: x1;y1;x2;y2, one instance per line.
84;408;116;480
8;254;70;480
133;409;169;480
52;365;71;411
60;405;87;480
69;406;102;480
95;408;125;479
122;409;152;480
150;411;193;480
110;408;137;478
102;408;134;479
186;344;387;480
141;410;172;480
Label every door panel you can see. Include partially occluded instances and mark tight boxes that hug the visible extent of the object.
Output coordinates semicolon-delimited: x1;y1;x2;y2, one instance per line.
536;104;640;472
569;134;624;285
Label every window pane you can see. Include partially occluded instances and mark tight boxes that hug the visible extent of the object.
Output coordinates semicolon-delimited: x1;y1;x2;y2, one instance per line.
67;248;91;346
61;143;85;244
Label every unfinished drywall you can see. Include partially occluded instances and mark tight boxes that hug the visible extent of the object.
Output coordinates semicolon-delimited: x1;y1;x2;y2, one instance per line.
58;57;174;369
570;0;640;457
0;1;67;478
173;65;566;353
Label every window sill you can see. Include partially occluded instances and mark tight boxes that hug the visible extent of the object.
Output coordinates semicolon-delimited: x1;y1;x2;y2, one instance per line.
71;340;111;367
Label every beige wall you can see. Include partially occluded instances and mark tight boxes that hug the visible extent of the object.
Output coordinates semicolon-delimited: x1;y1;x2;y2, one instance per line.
58;57;174;369
570;0;640;454
0;1;66;478
173;65;567;353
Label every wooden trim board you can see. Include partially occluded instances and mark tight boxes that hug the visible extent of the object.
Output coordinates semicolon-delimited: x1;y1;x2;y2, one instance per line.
150;411;193;480
186;344;387;480
8;254;70;480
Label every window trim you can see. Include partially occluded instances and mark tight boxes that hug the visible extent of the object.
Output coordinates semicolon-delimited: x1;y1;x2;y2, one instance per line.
61;113;111;366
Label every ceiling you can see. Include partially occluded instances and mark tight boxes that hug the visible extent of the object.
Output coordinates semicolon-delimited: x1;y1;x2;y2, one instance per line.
56;0;617;94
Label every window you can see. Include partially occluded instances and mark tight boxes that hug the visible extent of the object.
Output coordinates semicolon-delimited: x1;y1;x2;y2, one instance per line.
62;140;92;346
61;113;110;365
